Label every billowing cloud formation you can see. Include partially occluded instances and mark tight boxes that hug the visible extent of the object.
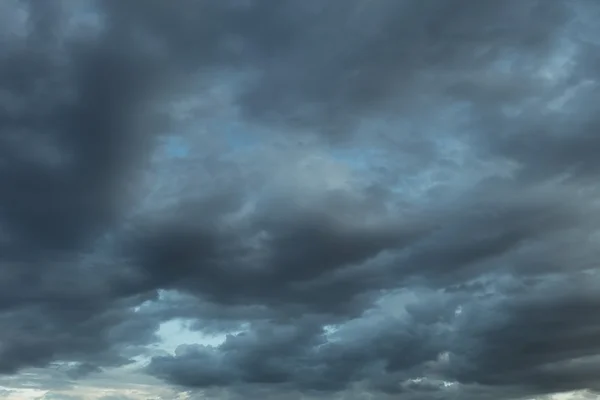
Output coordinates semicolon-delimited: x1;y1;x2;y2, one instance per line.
1;0;600;399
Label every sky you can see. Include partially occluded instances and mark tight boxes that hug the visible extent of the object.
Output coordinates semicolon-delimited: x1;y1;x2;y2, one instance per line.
1;0;600;399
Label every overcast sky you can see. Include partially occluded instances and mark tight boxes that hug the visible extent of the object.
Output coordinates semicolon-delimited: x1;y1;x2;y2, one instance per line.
1;0;600;399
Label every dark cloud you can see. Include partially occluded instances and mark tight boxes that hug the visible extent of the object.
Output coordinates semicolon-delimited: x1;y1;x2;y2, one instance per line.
1;0;600;399
147;304;448;394
0;0;168;379
121;197;432;319
239;0;571;129
444;273;600;397
96;0;574;129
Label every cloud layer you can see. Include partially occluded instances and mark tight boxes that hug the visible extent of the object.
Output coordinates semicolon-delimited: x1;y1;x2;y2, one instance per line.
1;0;600;399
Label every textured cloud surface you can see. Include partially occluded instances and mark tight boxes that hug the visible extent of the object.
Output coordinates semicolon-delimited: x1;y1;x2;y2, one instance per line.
1;1;600;399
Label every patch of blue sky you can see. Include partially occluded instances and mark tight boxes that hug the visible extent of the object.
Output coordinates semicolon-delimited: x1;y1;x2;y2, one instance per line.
156;115;261;164
163;135;190;159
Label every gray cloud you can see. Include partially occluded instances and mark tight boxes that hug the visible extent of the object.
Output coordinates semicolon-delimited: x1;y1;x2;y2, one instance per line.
1;0;600;399
147;300;449;394
444;274;600;397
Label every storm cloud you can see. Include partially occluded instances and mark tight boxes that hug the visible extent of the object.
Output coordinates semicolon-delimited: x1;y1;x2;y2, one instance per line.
1;0;600;399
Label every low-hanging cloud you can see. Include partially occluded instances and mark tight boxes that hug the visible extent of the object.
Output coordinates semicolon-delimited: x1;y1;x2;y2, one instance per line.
1;0;600;399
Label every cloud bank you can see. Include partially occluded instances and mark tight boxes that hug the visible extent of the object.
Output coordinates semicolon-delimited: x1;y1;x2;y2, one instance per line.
1;0;600;399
